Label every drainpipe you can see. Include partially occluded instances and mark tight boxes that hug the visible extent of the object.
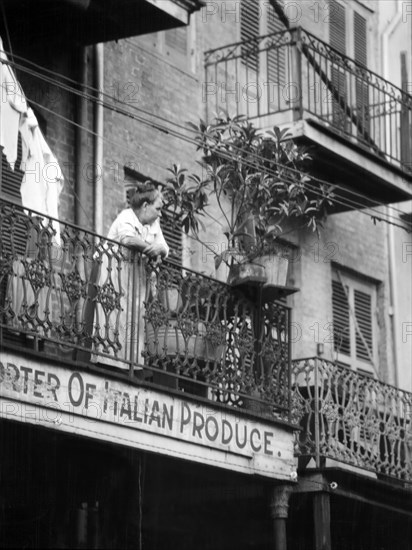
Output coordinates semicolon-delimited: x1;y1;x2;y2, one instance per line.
75;46;89;228
381;3;402;387
93;43;104;235
386;209;400;387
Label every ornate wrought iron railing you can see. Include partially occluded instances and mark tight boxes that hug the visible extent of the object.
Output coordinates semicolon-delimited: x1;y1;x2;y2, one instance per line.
292;357;412;483
0;199;292;420
204;27;412;175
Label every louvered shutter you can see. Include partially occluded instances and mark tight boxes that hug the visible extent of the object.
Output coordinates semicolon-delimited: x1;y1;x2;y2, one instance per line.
331;67;349;131
240;0;260;72
267;4;286;86
354;289;373;363
329;0;346;55
160;210;183;265
353;12;369;140
1;137;27;256
329;0;349;131
0;140;28;314
332;270;377;373
332;279;351;356
353;12;367;66
1;135;24;204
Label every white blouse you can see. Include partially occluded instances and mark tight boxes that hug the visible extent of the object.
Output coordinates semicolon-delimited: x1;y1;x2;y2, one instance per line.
107;208;169;257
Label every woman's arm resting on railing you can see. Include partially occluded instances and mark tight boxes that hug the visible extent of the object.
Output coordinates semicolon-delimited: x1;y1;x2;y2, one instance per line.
118;227;169;259
144;228;169;258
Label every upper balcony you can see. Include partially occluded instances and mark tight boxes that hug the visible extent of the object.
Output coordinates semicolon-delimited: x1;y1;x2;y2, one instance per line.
204;27;412;209
0;198;292;425
0;0;203;46
292;357;412;486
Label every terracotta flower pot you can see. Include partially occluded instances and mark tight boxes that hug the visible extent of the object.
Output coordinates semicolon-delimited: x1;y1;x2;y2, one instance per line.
252;254;289;287
146;320;225;362
227;261;267;286
156;286;183;314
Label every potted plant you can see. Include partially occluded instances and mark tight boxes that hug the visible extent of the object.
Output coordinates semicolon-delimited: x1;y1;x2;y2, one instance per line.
144;266;226;393
164;114;335;287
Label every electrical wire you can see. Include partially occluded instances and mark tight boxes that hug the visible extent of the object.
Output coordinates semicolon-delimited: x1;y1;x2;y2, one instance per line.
13;83;412;234
1;47;409;221
18;89;412;234
4;47;411;223
2;44;411;222
0;48;411;233
4;45;412;224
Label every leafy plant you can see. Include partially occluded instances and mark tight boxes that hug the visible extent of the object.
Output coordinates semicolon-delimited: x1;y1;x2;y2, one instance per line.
163;113;335;268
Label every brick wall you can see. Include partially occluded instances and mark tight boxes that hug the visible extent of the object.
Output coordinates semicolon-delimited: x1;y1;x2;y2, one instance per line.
5;1;405;388
289;210;392;381
13;44;81;225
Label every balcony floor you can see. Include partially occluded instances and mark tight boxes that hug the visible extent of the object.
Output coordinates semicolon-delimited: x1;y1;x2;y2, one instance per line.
275;117;412;211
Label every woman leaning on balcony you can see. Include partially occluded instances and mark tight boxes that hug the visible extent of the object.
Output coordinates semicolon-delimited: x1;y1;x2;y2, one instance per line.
107;183;169;259
91;182;169;369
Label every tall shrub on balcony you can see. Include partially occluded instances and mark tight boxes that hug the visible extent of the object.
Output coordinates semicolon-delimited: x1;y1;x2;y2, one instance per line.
165;114;335;281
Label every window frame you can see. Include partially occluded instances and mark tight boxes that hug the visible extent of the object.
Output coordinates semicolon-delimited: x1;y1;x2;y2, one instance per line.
238;0;289;117
331;267;378;376
328;0;371;62
328;0;372;137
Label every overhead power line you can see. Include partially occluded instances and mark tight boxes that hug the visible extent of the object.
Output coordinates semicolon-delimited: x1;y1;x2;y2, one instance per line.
3;46;411;219
0;48;410;234
24;91;411;234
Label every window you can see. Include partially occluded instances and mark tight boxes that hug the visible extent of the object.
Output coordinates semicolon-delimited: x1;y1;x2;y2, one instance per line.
238;0;287;116
124;168;183;264
1;134;26;255
329;0;348;130
266;2;286;88
240;0;260;73
240;0;286;78
353;11;370;140
329;0;368;63
1;134;24;203
328;0;369;137
332;268;378;375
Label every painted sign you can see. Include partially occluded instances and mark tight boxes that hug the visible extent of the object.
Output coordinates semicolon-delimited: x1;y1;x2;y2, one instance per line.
0;352;296;480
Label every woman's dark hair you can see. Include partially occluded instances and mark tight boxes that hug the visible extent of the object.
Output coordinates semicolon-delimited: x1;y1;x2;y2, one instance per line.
130;180;161;209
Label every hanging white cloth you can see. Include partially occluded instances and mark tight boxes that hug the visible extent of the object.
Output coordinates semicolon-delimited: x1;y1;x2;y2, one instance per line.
0;36;64;241
0;37;27;168
20;108;64;241
1;35;64;336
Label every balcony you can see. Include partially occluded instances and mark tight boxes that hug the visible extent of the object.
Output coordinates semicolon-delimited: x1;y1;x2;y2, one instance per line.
204;27;412;208
292;357;412;485
0;0;203;46
0;198;292;423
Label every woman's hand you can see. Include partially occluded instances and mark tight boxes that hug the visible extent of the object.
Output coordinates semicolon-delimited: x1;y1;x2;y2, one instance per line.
143;241;168;258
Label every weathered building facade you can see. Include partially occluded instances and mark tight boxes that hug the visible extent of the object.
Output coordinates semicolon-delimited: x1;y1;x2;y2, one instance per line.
0;0;411;548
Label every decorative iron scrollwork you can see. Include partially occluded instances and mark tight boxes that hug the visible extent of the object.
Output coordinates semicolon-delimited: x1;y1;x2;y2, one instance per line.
22;258;51;291
60;270;87;303
96;280;121;313
292;357;412;483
